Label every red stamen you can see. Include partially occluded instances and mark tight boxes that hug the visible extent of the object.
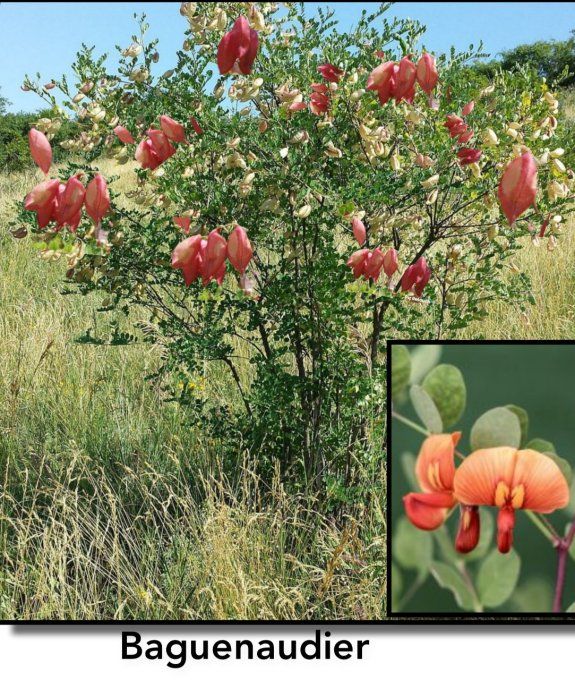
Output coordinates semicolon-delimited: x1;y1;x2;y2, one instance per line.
497;506;516;553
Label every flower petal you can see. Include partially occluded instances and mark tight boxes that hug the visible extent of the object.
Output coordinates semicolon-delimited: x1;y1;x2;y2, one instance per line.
403;491;454;530
497;506;515;553
453;447;517;506
455;504;480;554
415;433;460;493
513;449;570;513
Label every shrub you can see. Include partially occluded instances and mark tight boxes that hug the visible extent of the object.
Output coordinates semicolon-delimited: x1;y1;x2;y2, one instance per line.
12;3;575;499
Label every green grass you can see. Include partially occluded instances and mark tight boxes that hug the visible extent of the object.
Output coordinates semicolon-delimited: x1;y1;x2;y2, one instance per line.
0;162;385;620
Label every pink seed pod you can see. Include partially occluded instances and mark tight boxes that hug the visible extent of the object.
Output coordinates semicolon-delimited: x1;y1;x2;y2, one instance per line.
113;125;135;144
29;128;52;175
160;115;187;143
498;152;538;225
227;225;253;274
352;217;366;246
84;174;110;225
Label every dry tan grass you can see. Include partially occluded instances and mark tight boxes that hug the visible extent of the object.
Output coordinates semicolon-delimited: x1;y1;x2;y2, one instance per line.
0;159;384;621
460;224;575;340
1;452;384;620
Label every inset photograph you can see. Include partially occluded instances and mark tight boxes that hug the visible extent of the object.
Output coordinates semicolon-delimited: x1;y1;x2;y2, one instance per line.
389;342;575;617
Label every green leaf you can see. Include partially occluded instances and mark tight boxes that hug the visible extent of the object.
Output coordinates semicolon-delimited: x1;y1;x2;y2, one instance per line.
337;200;355;217
391;562;403;607
422;364;466;428
74;330;105;346
564;477;575;517
511;577;553;613
400;451;418;489
469;407;521;451
433;525;460;564
430;561;476;611
410;344;442;384
526;438;556;453
463;508;494;562
566;602;575;613
505;405;529;446
393;386;409;408
477;548;521;608
46;234;64;251
410;384;443;434
391;345;411;398
540;451;573;487
393;516;433;577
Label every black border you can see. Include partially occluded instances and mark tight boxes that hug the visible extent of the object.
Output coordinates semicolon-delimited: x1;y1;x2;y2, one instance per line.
387;339;575;622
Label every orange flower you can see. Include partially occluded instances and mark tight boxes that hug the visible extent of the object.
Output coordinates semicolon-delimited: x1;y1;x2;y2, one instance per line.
403;433;460;531
454;447;569;553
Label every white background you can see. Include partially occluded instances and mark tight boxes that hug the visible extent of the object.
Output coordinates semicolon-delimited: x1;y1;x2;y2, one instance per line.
1;625;574;679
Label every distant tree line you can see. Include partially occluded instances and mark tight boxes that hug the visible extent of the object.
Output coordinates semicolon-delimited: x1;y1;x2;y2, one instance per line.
474;31;575;87
0;89;77;173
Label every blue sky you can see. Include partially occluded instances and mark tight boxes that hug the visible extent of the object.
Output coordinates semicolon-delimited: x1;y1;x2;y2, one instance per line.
2;2;575;112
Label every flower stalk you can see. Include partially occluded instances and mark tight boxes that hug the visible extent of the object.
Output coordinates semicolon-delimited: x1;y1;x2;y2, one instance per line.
552;516;575;613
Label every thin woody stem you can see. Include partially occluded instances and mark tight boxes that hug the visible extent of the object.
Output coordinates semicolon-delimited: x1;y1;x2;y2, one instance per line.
458;561;483;613
524;510;559;545
553;548;568;614
395;574;426;612
391;410;466;460
391;410;429;437
539;512;560;538
552;514;575;613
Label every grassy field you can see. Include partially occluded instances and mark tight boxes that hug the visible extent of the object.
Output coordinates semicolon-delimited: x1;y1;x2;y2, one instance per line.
460;89;575;339
0;150;572;620
0;161;385;620
460;224;575;340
